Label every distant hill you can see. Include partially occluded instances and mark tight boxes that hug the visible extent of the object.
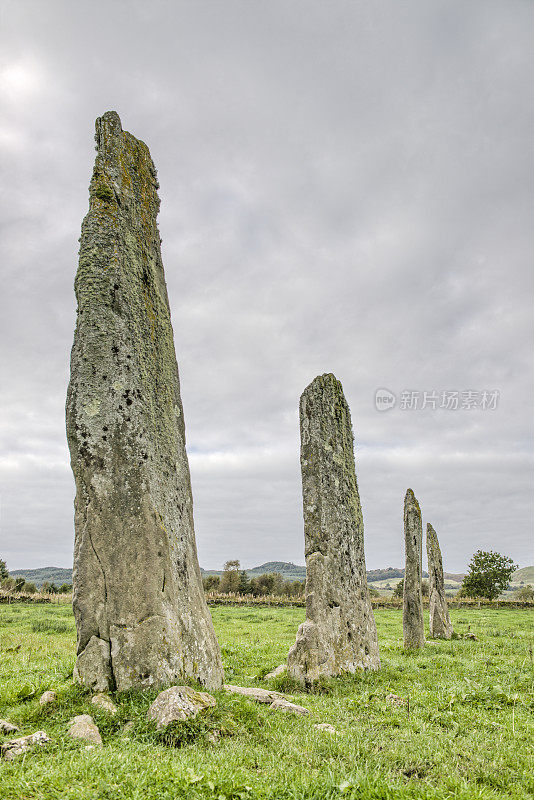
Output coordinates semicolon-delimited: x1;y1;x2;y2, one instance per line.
366;568;463;583
13;564;306;588
10;567;73;588
247;562;306;580
367;567;404;582
443;572;466;583
513;566;534;584
201;562;306;581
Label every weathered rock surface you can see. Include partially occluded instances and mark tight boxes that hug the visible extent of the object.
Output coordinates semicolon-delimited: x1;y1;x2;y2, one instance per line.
287;374;380;684
39;690;57;707
223;685;308;715
1;731;50;760
68;715;102;745
263;664;286;681
91;693;118;715
386;692;407;708
402;489;425;649
426;523;454;639
66;111;223;692
121;720;135;737
0;719;19;734
147;686;216;728
268;698;309;715
314;722;339;734
223;685;285;704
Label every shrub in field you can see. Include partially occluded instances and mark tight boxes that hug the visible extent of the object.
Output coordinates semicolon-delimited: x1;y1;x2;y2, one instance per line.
203;574;221;591
220;560;242;594
513;585;534;601
461;550;518;600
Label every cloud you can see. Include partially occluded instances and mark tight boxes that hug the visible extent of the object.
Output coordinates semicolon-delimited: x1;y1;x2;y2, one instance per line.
1;0;533;572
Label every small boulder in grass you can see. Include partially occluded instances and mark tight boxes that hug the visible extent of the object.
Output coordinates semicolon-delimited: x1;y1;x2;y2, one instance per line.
68;715;102;745
264;664;287;681
223;685;285;704
223;685;308;715
91;693;118;715
39;690;57;707
147;686;217;729
385;693;407;708
0;719;19;734
314;722;339;734
1;731;50;761
121;721;135;738
268;698;309;716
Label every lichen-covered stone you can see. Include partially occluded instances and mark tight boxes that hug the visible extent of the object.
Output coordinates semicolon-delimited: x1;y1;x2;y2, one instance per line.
91;693;118;715
426;523;454;639
268;697;309;715
0;720;19;734
68;715;102;745
403;489;425;649
223;685;286;703
223;685;308;715
66;111;223;692
263;664;286;681
1;731;50;760
314;722;339;734
287;374;380;684
39;690;57;707
147;686;216;728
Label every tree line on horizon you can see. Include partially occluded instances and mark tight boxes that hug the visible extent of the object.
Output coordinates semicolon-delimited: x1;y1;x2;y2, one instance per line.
1;551;531;601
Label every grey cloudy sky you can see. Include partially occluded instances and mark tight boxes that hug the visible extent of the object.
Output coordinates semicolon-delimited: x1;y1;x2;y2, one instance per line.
1;0;533;573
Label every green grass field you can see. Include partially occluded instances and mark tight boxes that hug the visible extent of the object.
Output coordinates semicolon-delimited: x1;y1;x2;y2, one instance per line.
0;604;532;799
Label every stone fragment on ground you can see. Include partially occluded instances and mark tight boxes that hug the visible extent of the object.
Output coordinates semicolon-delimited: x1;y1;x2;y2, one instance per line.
464;632;478;640
91;693;118;715
121;721;135;736
0;719;19;734
264;665;287;680
224;684;308;715
68;715;102;745
223;684;285;703
1;731;50;760
147;686;216;729
268;698;309;715
314;723;339;734
386;693;407;707
39;690;57;707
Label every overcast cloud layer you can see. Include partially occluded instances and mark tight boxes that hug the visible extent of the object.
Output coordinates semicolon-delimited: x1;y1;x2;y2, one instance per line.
1;0;533;573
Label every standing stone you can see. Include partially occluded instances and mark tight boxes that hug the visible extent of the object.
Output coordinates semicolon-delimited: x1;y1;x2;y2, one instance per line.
66;111;223;692
426;523;454;639
402;489;425;649
287;374;380;684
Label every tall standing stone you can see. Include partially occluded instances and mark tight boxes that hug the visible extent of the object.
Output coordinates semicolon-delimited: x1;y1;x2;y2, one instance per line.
426;523;454;639
287;374;380;684
402;489;425;649
66;112;223;692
